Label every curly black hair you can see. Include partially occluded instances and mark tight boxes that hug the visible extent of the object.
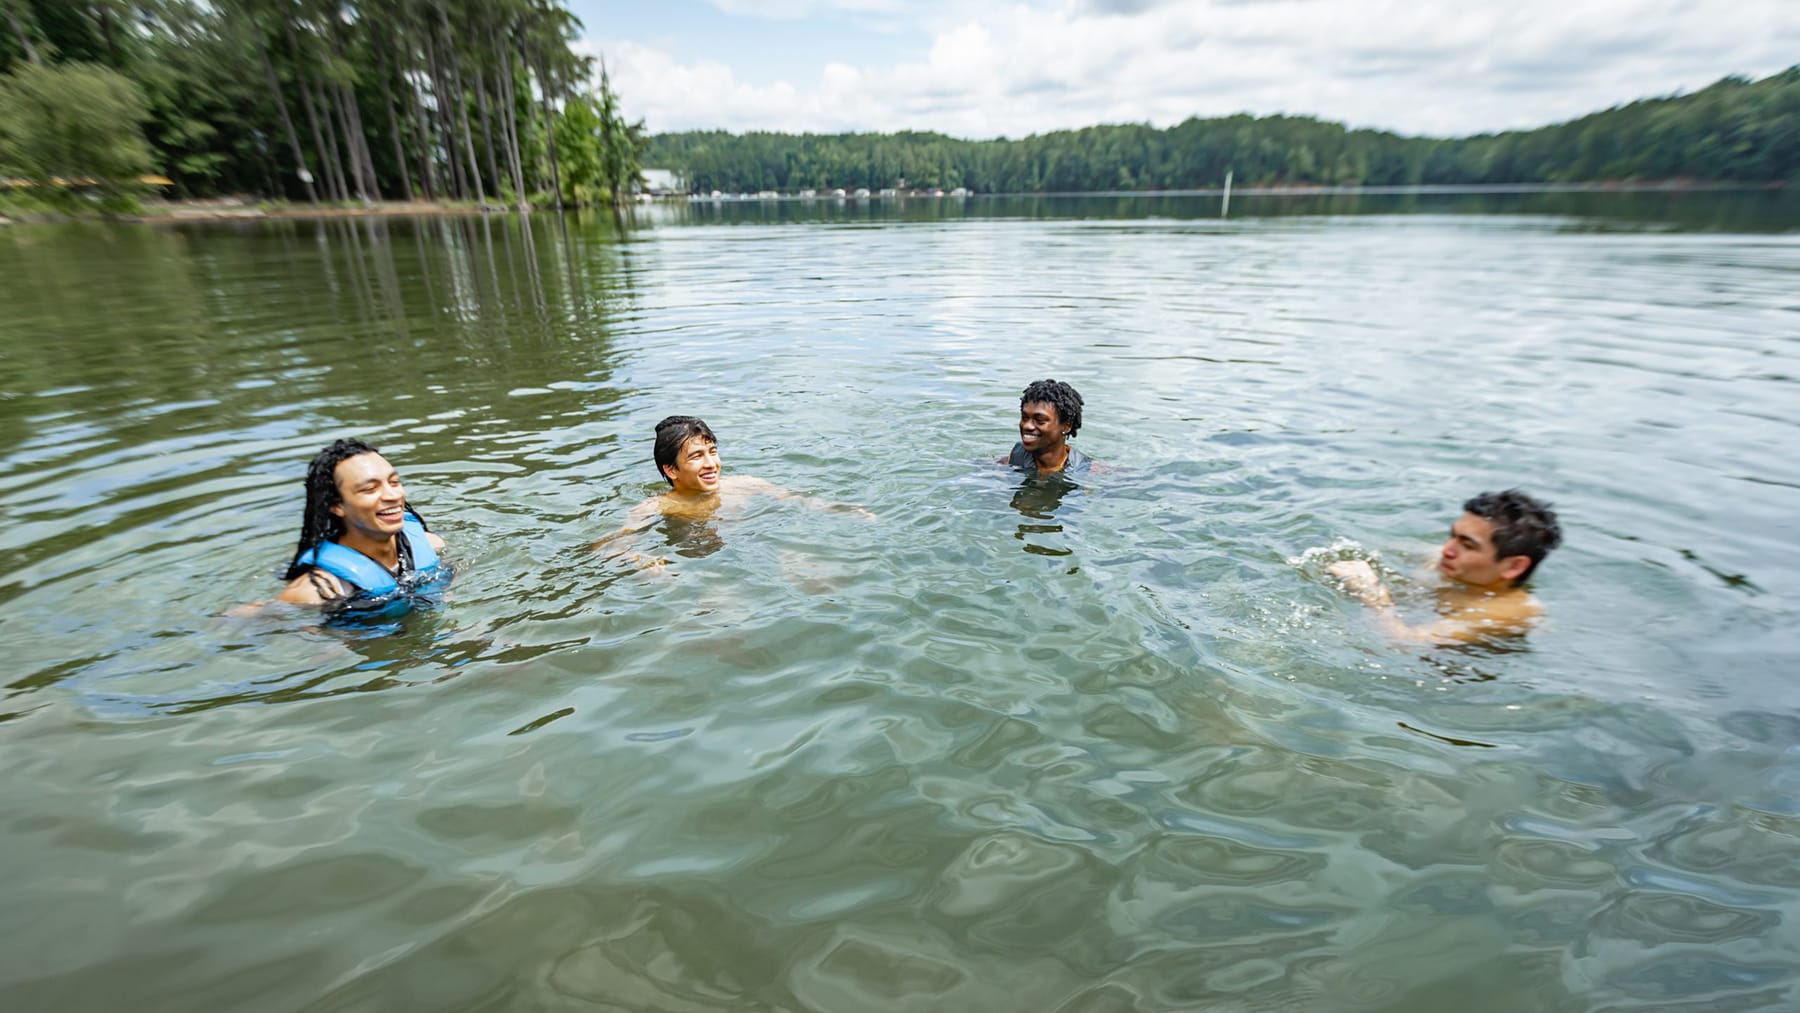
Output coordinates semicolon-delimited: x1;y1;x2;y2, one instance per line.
1463;489;1562;583
283;438;428;582
653;416;717;485
1020;379;1083;438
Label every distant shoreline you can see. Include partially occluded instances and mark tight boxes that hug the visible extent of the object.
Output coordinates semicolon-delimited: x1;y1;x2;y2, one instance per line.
3;181;1783;228
679;180;1788;202
125;200;499;225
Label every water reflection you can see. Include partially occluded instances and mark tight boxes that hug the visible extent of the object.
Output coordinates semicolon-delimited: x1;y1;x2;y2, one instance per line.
657;187;1800;232
656;514;728;560
3;198;1800;1011
1010;474;1081;557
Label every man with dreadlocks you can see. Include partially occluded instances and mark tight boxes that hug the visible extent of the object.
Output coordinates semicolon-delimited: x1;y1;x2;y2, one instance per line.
1003;379;1096;477
276;438;449;607
1328;490;1563;644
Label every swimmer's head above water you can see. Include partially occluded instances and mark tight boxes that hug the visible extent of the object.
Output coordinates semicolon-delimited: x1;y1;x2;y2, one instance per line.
1443;489;1562;589
1329;489;1561;643
272;437;445;608
1012;379;1088;476
287;437;393;580
653;415;721;494
1019;379;1083;446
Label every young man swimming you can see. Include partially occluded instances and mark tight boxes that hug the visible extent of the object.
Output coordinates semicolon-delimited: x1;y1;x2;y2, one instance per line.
593;415;869;563
1004;378;1095;476
1329;489;1562;645
277;438;449;608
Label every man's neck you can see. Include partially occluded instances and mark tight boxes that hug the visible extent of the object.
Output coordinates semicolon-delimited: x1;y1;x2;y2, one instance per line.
662;488;723;517
1442;579;1527;603
339;530;400;570
1033;444;1070;472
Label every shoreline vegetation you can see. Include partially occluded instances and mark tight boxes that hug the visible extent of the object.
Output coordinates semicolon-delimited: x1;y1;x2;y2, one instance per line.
0;0;1792;222
1;1;648;219
0;179;1780;228
647;67;1797;197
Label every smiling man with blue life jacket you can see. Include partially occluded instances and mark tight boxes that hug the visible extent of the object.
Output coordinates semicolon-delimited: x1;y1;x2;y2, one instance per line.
277;438;448;608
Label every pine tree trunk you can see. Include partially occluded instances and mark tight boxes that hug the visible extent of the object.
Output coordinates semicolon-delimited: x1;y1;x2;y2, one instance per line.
373;24;414;202
495;34;528;211
324;24;379;201
398;0;437;199
422;23;465;198
299;74;346;202
256;29;318;204
323;79;367;202
476;68;503;202
436;3;487;207
339;81;379;200
408;56;439;200
6;10;39;65
529;42;563;207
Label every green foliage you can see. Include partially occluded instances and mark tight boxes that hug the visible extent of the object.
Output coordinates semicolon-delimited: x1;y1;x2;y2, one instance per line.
0;1;1787;204
0;60;153;187
553;93;607;205
0;0;608;203
648;67;1800;193
551;69;648;207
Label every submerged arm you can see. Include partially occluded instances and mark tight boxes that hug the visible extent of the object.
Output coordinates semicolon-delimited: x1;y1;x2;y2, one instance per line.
738;476;875;519
591;499;671;570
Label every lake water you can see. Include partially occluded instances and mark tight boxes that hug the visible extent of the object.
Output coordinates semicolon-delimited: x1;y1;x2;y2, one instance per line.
2;192;1797;1011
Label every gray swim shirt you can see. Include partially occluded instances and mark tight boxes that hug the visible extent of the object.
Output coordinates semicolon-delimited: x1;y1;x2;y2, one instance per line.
1007;442;1092;476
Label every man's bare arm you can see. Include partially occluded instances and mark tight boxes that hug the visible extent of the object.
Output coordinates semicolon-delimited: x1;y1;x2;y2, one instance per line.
276;569;349;606
1326;560;1529;646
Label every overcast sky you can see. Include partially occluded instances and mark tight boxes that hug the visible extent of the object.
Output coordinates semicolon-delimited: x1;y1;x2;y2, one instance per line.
564;0;1796;139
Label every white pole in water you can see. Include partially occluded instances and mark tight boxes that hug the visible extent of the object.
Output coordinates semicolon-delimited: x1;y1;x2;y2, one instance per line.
1221;169;1233;218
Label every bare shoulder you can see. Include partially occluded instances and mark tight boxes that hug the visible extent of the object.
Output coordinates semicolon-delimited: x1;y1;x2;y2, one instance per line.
1426;594;1542;644
1466;591;1542;626
277;568;346;605
426;531;447;551
725;475;788;498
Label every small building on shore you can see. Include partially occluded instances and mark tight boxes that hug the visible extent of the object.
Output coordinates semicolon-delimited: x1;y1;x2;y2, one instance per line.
639;169;685;196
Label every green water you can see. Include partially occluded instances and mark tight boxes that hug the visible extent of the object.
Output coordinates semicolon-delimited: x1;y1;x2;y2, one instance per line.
2;193;1797;1011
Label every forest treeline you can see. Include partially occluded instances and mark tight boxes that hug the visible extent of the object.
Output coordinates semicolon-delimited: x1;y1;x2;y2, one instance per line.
648;67;1799;195
0;1;645;209
3;7;1792;208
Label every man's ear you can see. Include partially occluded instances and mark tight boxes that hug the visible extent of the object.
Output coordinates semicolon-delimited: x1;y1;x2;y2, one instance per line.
1499;555;1531;584
661;463;678;483
330;503;345;518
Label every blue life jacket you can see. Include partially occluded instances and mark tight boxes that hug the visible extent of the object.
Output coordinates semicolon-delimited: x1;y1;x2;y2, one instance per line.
295;514;442;598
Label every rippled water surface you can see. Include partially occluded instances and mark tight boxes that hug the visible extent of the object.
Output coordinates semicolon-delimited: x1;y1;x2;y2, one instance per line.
2;193;1798;1011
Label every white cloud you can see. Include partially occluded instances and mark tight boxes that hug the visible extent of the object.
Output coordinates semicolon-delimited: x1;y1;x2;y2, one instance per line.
706;0;910;16
591;0;1799;137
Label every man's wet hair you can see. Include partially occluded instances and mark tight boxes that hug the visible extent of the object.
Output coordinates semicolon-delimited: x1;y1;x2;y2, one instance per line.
653;415;717;485
283;437;429;582
1020;379;1084;437
1464;489;1562;584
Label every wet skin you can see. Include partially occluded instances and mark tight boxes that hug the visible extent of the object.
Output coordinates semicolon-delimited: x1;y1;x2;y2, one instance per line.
1018;400;1073;473
1328;513;1540;644
277;453;447;605
594;435;870;568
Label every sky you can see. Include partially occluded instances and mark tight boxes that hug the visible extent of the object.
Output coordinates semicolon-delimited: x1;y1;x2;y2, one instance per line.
565;0;1797;140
